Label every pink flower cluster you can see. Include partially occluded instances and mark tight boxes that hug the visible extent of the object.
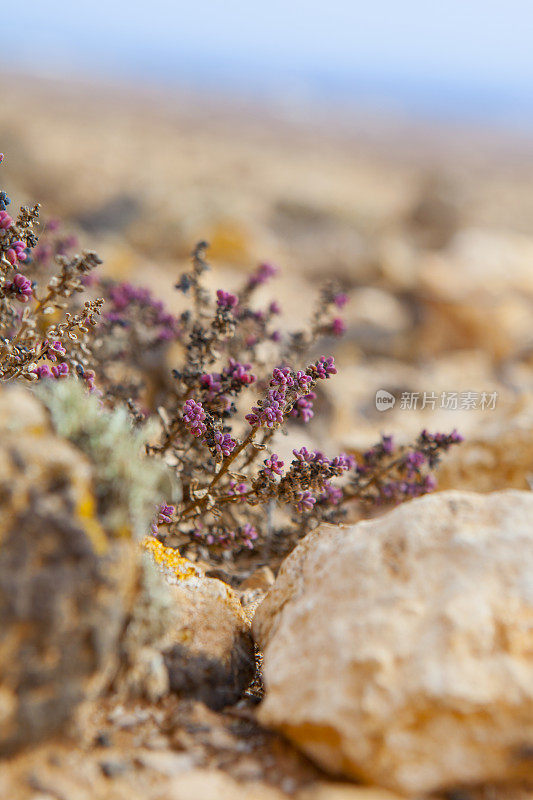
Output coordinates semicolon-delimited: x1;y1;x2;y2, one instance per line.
263;453;284;478
319;482;343;505
296;490;316;512
245;387;285;428
214;431;236;457
270;366;312;392
0;211;12;230
333;292;348;308
200;359;256;402
79;366;96;392
292;447;354;472
150;503;176;535
248;261;278;288
52;362;69;378
290;391;316;423
223;358;256;386
182;398;207;437
228;480;248;495
310;355;337;380
381;475;436;502
246;360;335;428
192;522;258;550
216;289;238;310
33;362;70;380
330;318;346;337
5;241;27;266
199;372;223;398
47;340;66;361
106;281;180;342
6;273;32;302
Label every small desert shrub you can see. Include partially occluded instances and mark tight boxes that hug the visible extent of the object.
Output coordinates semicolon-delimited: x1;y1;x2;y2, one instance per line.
0;155;462;573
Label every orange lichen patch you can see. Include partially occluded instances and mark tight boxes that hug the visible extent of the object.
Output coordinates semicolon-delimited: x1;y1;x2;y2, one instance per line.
141;536;202;583
204;220;252;264
76;491;108;555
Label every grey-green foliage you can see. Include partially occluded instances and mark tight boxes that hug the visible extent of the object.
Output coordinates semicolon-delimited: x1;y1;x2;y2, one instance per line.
36;380;172;540
124;553;179;649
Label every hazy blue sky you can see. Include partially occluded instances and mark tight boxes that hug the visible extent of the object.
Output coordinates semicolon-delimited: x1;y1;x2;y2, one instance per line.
3;1;533;121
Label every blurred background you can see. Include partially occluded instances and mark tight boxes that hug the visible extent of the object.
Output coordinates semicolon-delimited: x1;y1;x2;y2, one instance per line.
2;0;533;485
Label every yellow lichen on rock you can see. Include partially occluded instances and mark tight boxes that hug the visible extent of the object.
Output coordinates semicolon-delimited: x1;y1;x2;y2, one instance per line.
142;536;202;583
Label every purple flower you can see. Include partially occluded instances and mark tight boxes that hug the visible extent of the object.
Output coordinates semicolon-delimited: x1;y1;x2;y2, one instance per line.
271;366;293;388
381;435;394;455
310;355;337;380
269;300;281;315
331;453;355;472
339;452;357;470
200;372;223;398
182;398;207;437
0;211;13;230
246;388;285;428
214;431;236;457
7;272;32;302
223;358;256;386
81;368;96;392
264;453;284;478
423;474;437;492
241;523;258;549
313;450;329;465
320;483;343;505
333;292;348;308
150;503;175;535
229;481;248;495
405;450;426;477
158;504;175;524
51;362;69;378
331;317;346;337
420;428;464;446
295;370;312;391
47;340;66;362
216;289;238;310
248;261;278;288
292;446;313;463
290;392;315;423
296;490;316;513
33;364;52;379
6;241;27;265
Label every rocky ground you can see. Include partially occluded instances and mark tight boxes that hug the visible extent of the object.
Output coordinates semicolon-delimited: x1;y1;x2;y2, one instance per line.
2;76;533;798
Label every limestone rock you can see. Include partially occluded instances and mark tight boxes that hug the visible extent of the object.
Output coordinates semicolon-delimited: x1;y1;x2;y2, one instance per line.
0;384;163;755
166;769;284;800
299;785;405;800
253;490;533;795
167;771;404;800
143;539;256;709
163;577;255;709
240;566;276;623
437;397;533;493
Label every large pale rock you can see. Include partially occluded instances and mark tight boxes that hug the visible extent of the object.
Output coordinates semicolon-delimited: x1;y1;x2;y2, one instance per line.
253;490;533;795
